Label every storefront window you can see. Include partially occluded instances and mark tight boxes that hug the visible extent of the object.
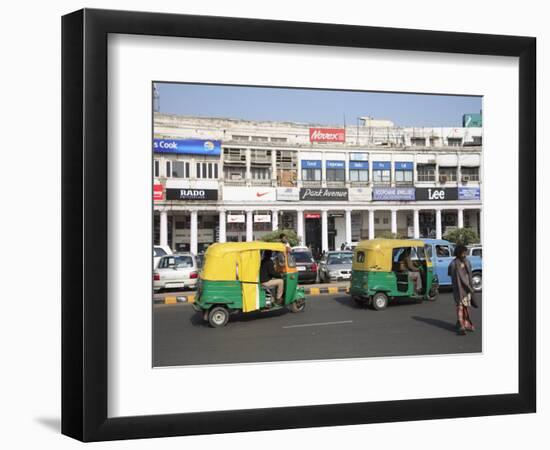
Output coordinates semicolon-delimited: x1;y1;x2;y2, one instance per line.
461;166;479;181
326;168;345;181
302;168;321;181
395;169;413;183
196;162;219;179
373;169;391;183
349;169;369;182
439;166;457;182
417;164;435;182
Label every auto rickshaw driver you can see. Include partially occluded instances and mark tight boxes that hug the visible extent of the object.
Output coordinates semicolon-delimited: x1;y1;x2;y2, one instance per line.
398;248;422;294
260;250;284;305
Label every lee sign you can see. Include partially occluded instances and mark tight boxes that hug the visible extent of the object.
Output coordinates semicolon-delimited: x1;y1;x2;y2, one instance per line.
415;188;458;201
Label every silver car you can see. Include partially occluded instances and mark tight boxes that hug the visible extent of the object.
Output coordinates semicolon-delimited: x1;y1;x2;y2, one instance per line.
318;251;353;283
153;253;199;292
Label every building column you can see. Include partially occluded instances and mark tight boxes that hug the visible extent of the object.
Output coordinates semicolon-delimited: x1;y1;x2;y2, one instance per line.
245;148;251;184
296;209;304;245
321;209;329;252
171;213;177;250
479;208;483;243
345;209;352;244
218;209;226;243
160;210;168;247
368;209;375;240
435;208;442;239
246;210;253;242
272;209;279;231
271;148;277;184
457;208;464;229
391;209;397;235
190;209;198;254
413;209;420;239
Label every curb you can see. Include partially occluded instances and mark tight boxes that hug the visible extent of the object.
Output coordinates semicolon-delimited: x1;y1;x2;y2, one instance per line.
153;294;196;305
303;286;349;296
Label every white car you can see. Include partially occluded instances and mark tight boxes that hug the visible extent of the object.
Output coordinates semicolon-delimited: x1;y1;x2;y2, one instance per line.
153;245;173;269
153;253;199;292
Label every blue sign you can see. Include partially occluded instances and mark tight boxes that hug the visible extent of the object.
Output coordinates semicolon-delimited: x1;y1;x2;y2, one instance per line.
326;160;345;169
153;139;221;156
301;160;322;169
350;161;369;169
373;187;415;201
373;161;391;170
458;187;480;200
395;161;413;170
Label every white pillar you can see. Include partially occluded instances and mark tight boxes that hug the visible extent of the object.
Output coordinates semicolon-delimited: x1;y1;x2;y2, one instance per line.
457;208;464;229
218;209;226;243
321;209;329;252
160;210;168;247
246;210;253;242
296;209;304;245
190;210;198;255
413;209;420;239
479;208;483;243
171;214;177;251
272;209;279;231
435;209;442;239
368;209;375;240
345;209;352;244
391;209;397;235
245;148;251;183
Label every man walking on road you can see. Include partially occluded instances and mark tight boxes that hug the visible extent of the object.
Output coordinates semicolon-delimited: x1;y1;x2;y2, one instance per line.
448;245;476;335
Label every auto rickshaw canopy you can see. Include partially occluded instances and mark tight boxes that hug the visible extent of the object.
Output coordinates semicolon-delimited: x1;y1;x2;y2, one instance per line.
353;239;426;272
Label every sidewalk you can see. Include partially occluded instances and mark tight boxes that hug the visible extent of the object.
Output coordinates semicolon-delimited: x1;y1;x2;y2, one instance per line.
153;281;350;305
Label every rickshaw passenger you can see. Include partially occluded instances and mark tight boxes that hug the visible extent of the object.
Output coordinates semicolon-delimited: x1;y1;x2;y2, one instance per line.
399;248;422;294
260;250;284;305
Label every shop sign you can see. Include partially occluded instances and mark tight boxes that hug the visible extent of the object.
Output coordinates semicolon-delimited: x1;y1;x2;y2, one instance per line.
166;188;218;201
373;187;415;201
305;213;321;219
415;187;458;201
372;161;391;170
153;138;221;156
301;160;322;169
309;128;345;143
153;184;164;201
458;187;480;200
395;161;413;170
276;187;300;201
326;160;345;169
348;187;372;202
222;186;276;202
349;161;369;169
227;214;245;223
254;214;271;223
300;188;348;201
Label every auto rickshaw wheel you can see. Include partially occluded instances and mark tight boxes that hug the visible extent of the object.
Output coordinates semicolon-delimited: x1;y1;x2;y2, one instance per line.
371;292;389;311
289;299;306;313
208;306;229;328
427;286;439;301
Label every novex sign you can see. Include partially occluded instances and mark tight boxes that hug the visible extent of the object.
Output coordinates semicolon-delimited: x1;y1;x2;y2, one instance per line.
153;139;221;156
309;128;345;142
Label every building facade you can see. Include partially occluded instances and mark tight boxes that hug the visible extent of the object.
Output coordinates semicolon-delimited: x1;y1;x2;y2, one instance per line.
153;113;483;257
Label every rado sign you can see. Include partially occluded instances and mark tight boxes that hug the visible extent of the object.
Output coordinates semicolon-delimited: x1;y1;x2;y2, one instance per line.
300;188;348;201
415;187;458;201
166;188;218;201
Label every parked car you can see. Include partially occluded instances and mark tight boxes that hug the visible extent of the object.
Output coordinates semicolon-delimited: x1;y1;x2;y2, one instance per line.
341;242;358;251
318;251;353;282
467;245;483;258
153;245;173;269
421;239;482;292
153;253;199;292
291;250;318;284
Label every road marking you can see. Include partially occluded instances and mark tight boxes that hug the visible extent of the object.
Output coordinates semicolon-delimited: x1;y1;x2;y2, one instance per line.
165;296;177;304
309;287;320;296
328;287;338;294
282;320;353;329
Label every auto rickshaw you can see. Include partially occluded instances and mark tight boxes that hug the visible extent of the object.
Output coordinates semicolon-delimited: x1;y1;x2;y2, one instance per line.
349;239;439;310
192;242;306;327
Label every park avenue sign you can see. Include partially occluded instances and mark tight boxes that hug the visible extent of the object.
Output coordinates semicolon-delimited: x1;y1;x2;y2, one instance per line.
300;188;348;201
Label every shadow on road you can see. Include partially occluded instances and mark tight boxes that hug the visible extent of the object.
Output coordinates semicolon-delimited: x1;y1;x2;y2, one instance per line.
190;307;290;327
333;295;363;309
411;315;457;333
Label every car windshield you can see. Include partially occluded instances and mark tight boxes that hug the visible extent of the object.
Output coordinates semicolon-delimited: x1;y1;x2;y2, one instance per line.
327;253;353;265
174;255;193;268
292;252;313;263
154;247;167;257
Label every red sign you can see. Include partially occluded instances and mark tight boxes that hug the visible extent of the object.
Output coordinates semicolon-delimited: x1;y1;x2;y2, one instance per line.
309;128;345;143
305;213;321;219
153;184;164;201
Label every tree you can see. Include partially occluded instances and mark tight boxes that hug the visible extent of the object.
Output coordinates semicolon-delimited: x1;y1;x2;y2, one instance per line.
377;231;405;239
260;229;300;247
443;227;480;246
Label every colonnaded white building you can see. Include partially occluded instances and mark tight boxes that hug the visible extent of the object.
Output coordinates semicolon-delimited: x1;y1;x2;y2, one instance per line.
153;113;483;257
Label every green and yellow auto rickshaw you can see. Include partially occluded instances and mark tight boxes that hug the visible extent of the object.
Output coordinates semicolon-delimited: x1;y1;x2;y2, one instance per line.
349;239;439;310
193;242;306;327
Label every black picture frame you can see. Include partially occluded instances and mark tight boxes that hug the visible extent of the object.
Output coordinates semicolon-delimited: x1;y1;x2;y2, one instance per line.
62;8;536;442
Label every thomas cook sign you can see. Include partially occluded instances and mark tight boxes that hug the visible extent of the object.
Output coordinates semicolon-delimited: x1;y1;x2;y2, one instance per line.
300;188;348;201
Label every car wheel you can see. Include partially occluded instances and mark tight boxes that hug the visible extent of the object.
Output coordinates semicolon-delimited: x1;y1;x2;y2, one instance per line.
472;272;482;292
289;299;306;313
208;306;229;328
371;292;389;311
